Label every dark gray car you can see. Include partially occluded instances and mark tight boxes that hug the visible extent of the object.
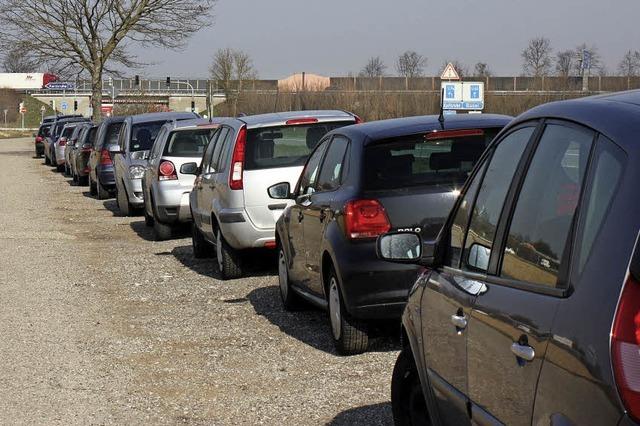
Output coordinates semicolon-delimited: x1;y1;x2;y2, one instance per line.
71;124;98;186
88;116;125;200
383;90;640;425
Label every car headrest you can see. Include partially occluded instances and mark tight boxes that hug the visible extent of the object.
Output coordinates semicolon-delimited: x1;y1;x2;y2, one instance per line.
306;127;326;150
430;152;461;171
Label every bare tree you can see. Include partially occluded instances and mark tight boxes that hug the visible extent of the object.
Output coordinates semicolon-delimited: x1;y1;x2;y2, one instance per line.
1;44;39;73
574;44;602;76
473;62;491;77
521;37;553;77
618;50;640;77
555;50;575;77
210;48;257;116
396;51;427;78
0;0;216;120
360;56;386;78
439;60;469;78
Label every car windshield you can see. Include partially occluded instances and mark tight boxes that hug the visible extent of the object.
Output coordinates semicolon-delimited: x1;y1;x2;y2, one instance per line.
364;127;502;191
106;122;123;146
244;121;351;170
163;128;217;157
129;120;169;152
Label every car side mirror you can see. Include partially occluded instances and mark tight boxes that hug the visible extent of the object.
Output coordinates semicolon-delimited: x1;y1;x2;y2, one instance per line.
180;162;199;175
467;243;491;271
268;182;292;199
377;232;439;267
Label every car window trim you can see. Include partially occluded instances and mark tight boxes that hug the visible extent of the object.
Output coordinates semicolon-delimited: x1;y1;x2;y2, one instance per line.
489;119;598;295
314;134;351;194
294;136;332;197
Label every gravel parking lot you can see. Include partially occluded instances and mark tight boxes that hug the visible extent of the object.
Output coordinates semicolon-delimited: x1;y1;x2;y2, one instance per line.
0;137;397;425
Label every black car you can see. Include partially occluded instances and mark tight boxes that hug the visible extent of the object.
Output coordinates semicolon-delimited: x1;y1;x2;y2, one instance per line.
271;114;511;354
88;116;125;199
381;90;640;425
44;115;89;166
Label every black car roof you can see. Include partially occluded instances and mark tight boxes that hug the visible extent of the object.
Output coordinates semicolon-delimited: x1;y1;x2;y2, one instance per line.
336;114;513;144
514;90;640;149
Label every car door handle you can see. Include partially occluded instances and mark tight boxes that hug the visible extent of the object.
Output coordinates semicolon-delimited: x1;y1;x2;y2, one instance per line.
511;342;535;362
450;314;468;330
297;211;304;223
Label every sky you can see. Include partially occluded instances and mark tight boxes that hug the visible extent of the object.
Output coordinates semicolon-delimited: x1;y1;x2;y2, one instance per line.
134;0;640;79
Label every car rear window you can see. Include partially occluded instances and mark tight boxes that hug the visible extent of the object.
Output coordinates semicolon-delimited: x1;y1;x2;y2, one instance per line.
62;126;75;138
129;120;169;152
38;125;51;137
244;121;352;170
363;128;501;191
105;122;123;146
163;128;216;157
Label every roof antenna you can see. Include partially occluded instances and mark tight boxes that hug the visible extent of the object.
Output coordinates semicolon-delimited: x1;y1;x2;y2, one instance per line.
438;88;445;128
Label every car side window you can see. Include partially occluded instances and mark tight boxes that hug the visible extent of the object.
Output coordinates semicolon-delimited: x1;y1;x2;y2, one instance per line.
500;123;594;288
317;135;349;192
201;128;222;173
462;127;535;272
210;127;231;173
151;129;167;161
297;138;330;196
118;123;128;151
573;136;625;277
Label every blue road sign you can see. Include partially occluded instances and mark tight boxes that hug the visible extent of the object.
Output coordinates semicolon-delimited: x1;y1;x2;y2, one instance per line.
470;85;480;99
445;84;455;99
45;82;76;90
60;101;68;110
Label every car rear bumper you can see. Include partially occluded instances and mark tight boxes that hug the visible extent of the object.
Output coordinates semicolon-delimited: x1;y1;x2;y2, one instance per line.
35;142;44;154
97;166;116;187
125;178;144;207
55;146;65;163
332;240;421;320
155;186;192;224
218;208;276;250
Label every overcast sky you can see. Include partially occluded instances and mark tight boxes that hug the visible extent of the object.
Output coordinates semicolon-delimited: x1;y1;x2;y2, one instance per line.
134;0;640;79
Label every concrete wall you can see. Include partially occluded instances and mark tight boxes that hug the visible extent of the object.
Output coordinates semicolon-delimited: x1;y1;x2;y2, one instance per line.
32;94;92;116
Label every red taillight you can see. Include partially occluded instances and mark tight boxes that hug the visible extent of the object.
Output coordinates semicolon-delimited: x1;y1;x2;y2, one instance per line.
100;149;112;166
264;240;277;249
229;126;247;190
285;118;318;125
59;137;67;146
158;160;178;181
354;115;363;124
83;166;90;173
344;199;391;240
612;273;640;421
425;129;484;140
35;136;42;143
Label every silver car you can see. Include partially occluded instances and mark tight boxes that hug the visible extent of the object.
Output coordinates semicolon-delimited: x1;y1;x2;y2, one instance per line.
54;122;83;172
190;110;360;279
142;118;225;240
112;111;199;216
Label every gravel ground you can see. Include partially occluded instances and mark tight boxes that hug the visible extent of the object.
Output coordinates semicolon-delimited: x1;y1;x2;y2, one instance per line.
0;137;398;425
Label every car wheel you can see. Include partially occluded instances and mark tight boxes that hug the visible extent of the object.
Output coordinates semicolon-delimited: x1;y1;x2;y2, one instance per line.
152;213;173;241
144;201;154;227
215;226;242;280
327;269;369;355
391;348;431;426
278;246;303;310
79;175;89;187
56;162;64;172
89;177;97;196
192;222;213;258
44;154;50;165
116;182;131;216
97;179;110;200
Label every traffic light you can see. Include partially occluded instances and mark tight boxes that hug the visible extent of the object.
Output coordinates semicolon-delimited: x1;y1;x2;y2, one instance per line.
73;100;78;111
191;100;195;112
134;75;140;86
166;77;171;88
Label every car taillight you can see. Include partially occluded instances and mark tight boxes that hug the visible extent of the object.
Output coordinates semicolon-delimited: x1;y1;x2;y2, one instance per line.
425;129;484;140
35;136;42;143
83;166;90;173
354;115;363;124
59;137;67;146
100;149;112;166
158;160;178;181
344;199;391;240
612;273;640;421
229;126;247;190
285;118;318;125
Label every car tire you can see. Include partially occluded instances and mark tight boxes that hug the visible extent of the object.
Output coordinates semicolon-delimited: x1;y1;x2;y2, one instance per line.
79;175;89;187
56;162;64;172
44;154;50;165
144;203;154;227
153;214;173;241
391;347;431;426
97;179;110;200
89;178;97;196
278;245;303;310
116;182;131;216
192;222;213;258
327;268;369;355
215;226;242;280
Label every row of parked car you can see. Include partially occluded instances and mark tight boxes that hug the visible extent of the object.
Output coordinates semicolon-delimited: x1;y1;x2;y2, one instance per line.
33;90;640;425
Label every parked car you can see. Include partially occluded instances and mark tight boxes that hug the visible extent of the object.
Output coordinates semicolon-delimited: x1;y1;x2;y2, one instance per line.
44;115;89;167
142;118;225;240
34;122;52;158
113;111;199;215
52;122;85;172
271;114;510;354
70;124;99;186
88;116;125;199
381;91;640;425
190;110;361;279
64;122;93;176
